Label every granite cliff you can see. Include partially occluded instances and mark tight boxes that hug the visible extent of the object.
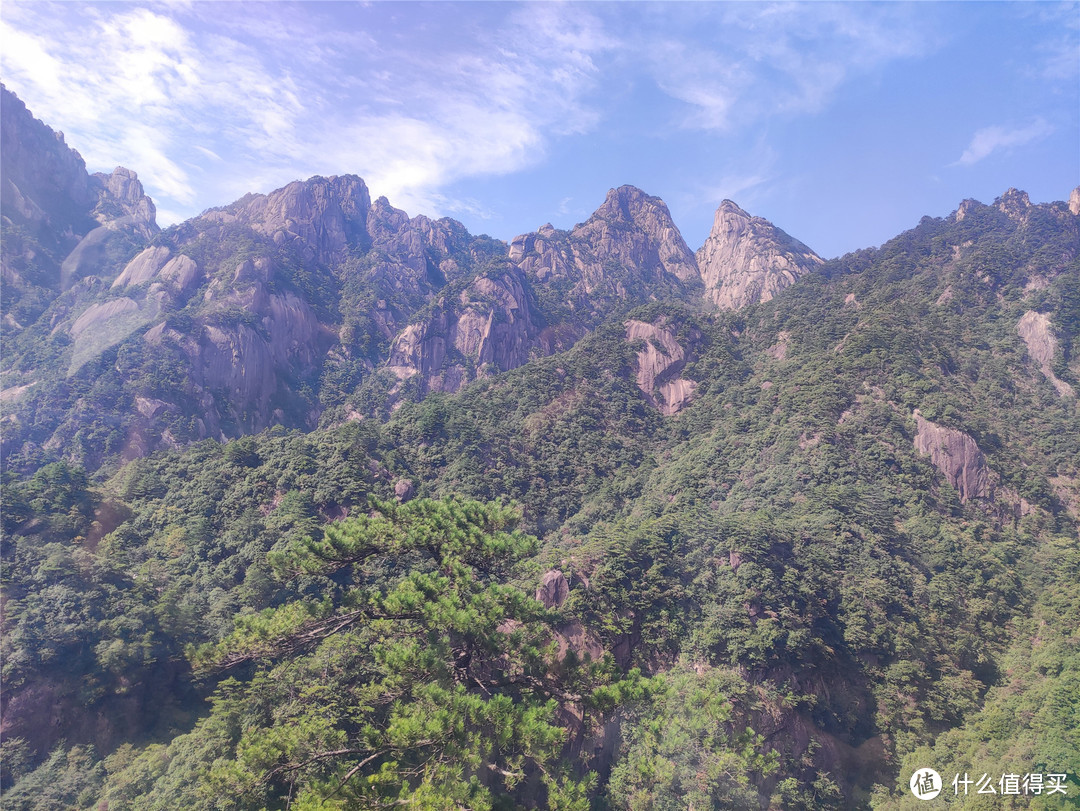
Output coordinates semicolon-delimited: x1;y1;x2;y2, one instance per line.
1;85;158;337
509;185;700;327
696;199;823;309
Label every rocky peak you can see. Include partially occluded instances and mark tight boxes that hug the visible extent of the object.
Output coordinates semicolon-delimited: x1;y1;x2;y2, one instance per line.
996;188;1032;223
509;186;699;327
1;87;158;239
593;185;651;222
1069;187;1080;216
368;196;411;239
220;175;372;265
1;86;158;319
90;166;158;238
1;84;96;233
585;185;699;282
696;200;822;310
954;198;981;222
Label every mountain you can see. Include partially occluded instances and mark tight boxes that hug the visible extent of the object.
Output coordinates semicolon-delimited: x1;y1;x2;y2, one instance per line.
2;94;816;472
1;85;158;337
3;89;1079;810
697;198;823;309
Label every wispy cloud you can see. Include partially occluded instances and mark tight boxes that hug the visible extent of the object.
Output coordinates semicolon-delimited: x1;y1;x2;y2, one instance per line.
954;119;1054;166
1;0;1065;239
635;3;936;132
0;2;614;222
1018;1;1080;81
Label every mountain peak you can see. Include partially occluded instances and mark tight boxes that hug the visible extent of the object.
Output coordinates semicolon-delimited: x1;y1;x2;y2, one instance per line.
717;199;749;216
582;185;699;283
91;166;158;235
996;187;1032;223
217;174;372;263
592;184;666;225
696;200;822;310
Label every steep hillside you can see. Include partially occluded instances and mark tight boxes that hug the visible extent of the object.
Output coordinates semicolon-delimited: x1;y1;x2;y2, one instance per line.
4;88;823;477
1;85;158;346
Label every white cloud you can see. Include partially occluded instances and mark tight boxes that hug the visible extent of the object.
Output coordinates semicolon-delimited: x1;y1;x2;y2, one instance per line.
707;173;771;205
694;138;779;215
119;125;196;204
1023;2;1080;81
1;2;617;224
954;119;1055;166
638;3;935;132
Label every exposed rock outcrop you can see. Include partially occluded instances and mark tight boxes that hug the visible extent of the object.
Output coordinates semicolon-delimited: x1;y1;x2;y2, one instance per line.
394;478;415;502
696;200;822;310
387;267;548;394
1070;187;1080;216
996;188;1032;224
1;85;157;307
913;411;990;502
509;186;699;325
91;166;158;238
68;295;161;375
112;246;173;288
1017;310;1075;397
537;570;570;609
954;199;980;222
360;196;478;339
209;175;372;266
625;318;698;415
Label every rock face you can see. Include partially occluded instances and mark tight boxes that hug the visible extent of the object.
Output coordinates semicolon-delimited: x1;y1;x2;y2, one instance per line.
536;570;570;609
387;267;547;395
996;188;1032;224
1;86;97;237
206;175;371;266
1;85;158;320
913;411;990;503
18;84;1076;479
112;246;173;288
388;185;704;398
624;318;698;415
91;166;158;238
359;196;479;342
696;200;822;310
509;186;700;325
1070;187;1080;216
1017;310;1075;397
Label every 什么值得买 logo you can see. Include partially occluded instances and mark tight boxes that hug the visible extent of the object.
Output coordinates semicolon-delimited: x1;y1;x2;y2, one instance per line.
910;768;942;800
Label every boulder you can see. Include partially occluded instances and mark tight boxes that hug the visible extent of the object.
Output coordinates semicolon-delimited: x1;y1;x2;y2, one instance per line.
536;570;570;609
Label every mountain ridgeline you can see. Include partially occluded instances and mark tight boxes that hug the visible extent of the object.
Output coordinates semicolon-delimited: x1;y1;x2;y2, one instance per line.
2;86;1079;810
1;84;825;471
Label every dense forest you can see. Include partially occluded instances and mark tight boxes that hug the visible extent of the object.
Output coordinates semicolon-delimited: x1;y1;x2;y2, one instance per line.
2;87;1079;808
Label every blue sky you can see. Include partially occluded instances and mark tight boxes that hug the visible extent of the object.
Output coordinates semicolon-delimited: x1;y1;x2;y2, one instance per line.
2;1;1076;258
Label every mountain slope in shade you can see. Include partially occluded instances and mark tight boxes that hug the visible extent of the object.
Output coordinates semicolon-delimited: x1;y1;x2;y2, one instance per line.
1;86;158;336
697;199;823;310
